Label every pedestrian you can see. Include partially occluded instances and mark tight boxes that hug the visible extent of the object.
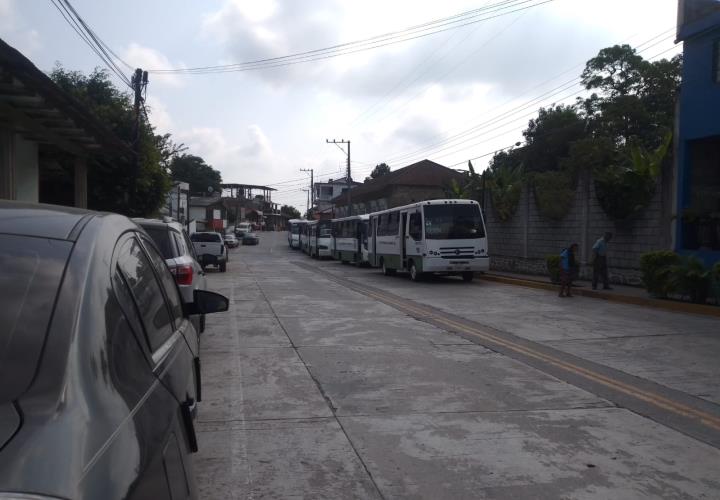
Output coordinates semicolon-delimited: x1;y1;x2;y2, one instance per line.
559;243;579;298
592;231;613;290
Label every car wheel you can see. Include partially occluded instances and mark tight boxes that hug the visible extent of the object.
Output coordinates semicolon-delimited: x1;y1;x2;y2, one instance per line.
220;262;227;272
462;271;474;282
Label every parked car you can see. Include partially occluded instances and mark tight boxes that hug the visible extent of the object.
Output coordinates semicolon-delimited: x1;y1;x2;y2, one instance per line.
134;217;208;332
190;231;227;272
242;231;260;245
235;222;252;237
0;200;228;500
223;232;239;248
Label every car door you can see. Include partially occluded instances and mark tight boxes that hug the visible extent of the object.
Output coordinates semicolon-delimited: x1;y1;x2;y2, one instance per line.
115;235;199;498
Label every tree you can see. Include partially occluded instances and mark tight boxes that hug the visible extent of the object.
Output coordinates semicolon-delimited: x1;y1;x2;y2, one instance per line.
365;163;391;182
581;44;647;97
281;205;301;219
522;105;587;173
169;154;222;195
50;66;171;216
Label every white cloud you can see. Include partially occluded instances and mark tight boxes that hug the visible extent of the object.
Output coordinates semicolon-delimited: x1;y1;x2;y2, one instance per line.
121;43;184;87
145;96;174;134
177;125;276;184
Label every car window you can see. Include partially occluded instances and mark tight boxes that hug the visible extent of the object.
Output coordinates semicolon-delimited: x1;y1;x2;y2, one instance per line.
117;238;175;353
142;226;175;259
171;230;188;256
181;230;198;260
0;235;72;403
140;235;184;322
191;232;221;242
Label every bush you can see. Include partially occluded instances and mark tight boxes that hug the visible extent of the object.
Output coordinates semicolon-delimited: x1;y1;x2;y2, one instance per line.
546;255;561;284
488;163;523;222
533;171;575;220
669;256;711;304
594;167;656;220
639;251;680;298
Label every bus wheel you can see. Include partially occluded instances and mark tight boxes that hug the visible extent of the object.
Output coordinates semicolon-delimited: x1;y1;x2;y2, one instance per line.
409;262;422;281
382;261;395;276
462;272;474;282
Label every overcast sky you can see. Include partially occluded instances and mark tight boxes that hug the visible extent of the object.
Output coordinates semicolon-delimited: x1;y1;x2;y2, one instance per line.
2;0;680;209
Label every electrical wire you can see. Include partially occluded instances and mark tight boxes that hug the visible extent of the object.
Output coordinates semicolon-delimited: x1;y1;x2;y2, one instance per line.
147;0;555;75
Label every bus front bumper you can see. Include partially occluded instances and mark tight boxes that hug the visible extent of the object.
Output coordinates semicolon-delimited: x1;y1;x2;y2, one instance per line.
422;256;490;273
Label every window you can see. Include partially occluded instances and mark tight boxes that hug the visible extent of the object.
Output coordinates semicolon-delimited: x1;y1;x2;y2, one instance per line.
117;238;175;352
172;231;187;256
423;204;485;240
190;232;221;242
143;226;175;259
141;236;184;322
182;230;198;260
409;213;422;241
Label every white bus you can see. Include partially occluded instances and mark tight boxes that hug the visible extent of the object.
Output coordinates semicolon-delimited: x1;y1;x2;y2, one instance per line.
368;199;489;281
300;221;310;254
331;215;370;265
307;219;333;258
287;219;303;249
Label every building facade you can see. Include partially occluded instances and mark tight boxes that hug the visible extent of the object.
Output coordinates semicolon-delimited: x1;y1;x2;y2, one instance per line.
313;177;361;217
675;0;720;264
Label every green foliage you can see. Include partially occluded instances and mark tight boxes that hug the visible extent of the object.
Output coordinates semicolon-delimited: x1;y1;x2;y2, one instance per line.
49;66;171;216
281;205;301;219
581;44;647;97
369;163;391;180
448;161;483;201
639;251;680;298
669;256;712;304
487;151;523;222
169;154;222;195
545;255;561;284
532;170;576;220
522;105;587;174
593;133;670;220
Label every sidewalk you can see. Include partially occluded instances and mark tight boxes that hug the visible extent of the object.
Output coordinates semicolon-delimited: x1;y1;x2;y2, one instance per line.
479;270;720;318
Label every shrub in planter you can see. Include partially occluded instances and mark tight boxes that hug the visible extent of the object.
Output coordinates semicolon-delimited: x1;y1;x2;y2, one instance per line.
545;255;561;284
669;256;711;304
639;250;680;298
533;171;575;220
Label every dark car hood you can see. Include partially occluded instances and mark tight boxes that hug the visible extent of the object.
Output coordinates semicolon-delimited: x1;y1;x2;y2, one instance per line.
0;404;21;450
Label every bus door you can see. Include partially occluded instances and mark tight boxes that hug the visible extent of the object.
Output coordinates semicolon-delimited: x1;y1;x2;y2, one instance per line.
371;216;378;266
401;211;408;269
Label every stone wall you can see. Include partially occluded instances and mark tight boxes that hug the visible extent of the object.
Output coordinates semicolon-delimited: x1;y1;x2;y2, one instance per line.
485;170;672;286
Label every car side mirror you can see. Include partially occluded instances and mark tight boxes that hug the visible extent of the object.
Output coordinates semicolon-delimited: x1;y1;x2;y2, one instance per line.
185;290;229;315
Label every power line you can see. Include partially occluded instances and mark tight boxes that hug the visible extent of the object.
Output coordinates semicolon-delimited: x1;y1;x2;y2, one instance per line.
147;0;555;75
48;0;132;87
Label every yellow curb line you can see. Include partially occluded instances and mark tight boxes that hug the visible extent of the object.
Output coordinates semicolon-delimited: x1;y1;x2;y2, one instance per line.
479;274;720;318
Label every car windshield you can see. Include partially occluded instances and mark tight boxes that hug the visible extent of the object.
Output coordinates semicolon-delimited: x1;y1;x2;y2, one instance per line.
191;232;221;242
0;234;72;402
142;226;174;259
423;204;485;240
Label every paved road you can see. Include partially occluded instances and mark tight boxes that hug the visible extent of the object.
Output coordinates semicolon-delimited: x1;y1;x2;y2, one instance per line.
196;231;720;499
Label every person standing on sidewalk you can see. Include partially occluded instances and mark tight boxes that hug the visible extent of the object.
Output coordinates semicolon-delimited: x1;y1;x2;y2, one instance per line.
559;243;579;297
592;232;613;290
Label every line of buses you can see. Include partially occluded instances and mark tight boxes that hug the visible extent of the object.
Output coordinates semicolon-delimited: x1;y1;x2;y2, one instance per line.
287;199;489;282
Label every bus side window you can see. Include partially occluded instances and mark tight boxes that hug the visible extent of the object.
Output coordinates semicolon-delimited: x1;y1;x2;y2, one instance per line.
409;213;422;241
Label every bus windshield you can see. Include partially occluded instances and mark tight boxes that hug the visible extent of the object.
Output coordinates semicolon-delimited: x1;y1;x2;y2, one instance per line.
423;204;485;240
291;224;299;234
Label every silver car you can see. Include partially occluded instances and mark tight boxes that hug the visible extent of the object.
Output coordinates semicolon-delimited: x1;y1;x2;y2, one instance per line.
134;217;208;332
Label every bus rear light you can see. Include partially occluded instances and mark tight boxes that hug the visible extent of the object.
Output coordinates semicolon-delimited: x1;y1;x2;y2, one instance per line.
171;264;194;285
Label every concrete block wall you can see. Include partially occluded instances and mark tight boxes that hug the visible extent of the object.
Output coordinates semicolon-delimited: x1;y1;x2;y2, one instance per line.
486;173;669;286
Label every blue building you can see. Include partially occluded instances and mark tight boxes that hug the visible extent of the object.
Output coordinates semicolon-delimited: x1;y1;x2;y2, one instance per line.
675;0;720;264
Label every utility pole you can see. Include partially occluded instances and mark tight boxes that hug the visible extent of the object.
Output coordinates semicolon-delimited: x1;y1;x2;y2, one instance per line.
300;168;314;209
130;68;148;203
302;189;310;217
326;139;351;215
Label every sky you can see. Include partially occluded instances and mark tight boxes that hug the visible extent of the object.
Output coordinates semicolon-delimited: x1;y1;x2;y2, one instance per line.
1;0;681;210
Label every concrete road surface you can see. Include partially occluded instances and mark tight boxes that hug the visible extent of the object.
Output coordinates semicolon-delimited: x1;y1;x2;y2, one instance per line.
196;231;720;500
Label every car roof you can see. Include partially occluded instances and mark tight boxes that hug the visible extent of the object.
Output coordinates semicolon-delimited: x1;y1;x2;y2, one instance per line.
133;217;184;231
0;200;94;241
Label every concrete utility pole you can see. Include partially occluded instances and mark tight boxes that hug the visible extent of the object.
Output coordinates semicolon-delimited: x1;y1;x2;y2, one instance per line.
300;168;314;208
302;189;310;217
326;139;351;215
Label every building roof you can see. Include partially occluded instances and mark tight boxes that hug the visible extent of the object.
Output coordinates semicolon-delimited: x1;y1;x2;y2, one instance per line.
316;176;361;187
221;183;277;191
0;38;132;158
331;159;465;206
189;196;224;207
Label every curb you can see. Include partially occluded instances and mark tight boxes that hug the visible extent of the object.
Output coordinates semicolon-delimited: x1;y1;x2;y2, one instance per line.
478;273;720;319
